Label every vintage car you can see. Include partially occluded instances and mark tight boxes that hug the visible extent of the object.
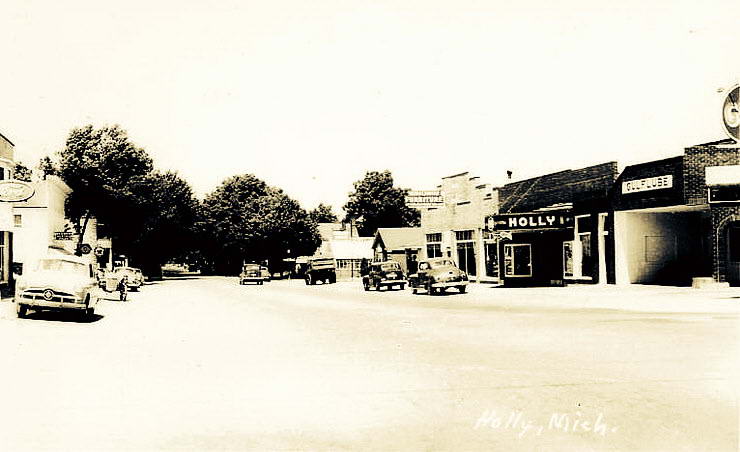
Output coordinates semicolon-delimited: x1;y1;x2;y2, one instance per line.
14;255;100;318
408;257;468;295
239;264;264;285
304;257;336;285
260;266;271;282
362;261;406;291
112;266;144;291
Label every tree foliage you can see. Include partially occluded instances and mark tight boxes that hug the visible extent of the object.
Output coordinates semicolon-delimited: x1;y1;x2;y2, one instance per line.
13;162;33;182
308;203;338;223
200;174;321;274
51;125;198;273
343;170;420;236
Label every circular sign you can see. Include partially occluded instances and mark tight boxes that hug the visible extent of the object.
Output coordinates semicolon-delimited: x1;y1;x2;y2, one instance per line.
79;244;92;255
42;289;54;301
94;247;105;257
0;180;35;202
722;85;739;141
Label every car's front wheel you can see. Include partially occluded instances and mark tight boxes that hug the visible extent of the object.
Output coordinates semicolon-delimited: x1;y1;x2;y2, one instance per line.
16;303;27;318
458;285;466;293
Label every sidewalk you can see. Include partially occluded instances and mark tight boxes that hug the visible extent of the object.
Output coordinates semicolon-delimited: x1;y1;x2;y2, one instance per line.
461;282;740;314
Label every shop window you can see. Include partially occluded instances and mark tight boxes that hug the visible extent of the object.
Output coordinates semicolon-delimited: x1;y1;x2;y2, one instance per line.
457;241;476;276
0;232;5;282
564;215;594;279
0;167;5;181
426;243;442;258
14;214;22;228
426;233;442;243
563;242;574;277
504;243;532;277
455;230;473;241
484;242;498;278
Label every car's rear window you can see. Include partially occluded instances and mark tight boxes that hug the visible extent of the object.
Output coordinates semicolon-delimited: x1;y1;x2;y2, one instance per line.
381;263;400;271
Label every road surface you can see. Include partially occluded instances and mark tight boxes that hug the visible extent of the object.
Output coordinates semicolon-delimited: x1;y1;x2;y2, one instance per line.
0;277;737;451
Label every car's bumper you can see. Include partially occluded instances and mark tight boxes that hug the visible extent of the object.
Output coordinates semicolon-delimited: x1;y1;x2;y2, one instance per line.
15;298;86;310
431;280;468;288
240;278;262;283
378;279;405;286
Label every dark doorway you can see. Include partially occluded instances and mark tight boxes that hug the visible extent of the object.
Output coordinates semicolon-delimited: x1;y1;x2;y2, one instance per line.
727;223;740;286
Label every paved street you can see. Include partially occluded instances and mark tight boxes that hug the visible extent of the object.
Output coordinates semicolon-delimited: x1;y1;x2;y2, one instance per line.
0;277;737;451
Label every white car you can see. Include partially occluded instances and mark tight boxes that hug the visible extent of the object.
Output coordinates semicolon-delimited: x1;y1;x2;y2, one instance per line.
14;255;100;319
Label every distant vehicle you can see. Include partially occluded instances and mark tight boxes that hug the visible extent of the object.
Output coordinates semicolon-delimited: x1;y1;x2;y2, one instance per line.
305;257;336;285
14;255;100;319
408;257;468;295
240;264;263;285
260;266;271;282
112;267;144;291
362;261;406;291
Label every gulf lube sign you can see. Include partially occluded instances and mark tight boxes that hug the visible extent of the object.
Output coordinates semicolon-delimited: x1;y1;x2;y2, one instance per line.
621;175;673;194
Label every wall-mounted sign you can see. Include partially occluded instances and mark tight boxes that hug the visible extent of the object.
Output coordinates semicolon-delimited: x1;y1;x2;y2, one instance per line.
705;165;740;186
0;180;34;202
405;190;444;209
722;84;739;141
708;186;740;203
53;231;74;240
94;246;105;257
490;213;574;231
621;175;673;194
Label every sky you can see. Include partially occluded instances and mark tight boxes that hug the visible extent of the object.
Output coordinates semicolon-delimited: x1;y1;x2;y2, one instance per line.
0;0;738;216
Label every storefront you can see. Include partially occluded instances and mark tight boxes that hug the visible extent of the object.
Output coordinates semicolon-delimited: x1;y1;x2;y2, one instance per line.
414;172;499;282
491;162;618;287
612;141;739;286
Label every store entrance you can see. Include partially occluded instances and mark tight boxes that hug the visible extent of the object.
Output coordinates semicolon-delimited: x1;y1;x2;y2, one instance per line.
727;223;740;286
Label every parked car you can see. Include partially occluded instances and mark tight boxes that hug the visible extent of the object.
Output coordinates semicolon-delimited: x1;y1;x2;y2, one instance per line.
260;266;271;282
112;267;144;291
305;257;336;285
408;257;468;295
362;261;406;291
14;255;100;319
240;264;264;285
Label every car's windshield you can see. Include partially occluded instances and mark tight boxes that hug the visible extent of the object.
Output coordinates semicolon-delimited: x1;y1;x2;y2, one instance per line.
243;265;259;270
381;263;400;271
36;259;87;275
429;259;454;269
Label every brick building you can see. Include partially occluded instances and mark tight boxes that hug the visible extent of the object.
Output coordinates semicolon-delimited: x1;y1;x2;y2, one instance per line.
611;139;739;286
490;162;618;286
418;172;498;282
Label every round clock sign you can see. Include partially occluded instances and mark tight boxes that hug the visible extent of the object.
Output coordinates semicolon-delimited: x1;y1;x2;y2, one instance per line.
722;84;739;141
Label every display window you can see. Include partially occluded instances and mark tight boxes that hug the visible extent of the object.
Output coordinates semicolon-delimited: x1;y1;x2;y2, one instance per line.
504;243;532;277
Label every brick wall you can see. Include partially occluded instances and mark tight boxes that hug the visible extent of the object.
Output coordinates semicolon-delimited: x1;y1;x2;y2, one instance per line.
712;206;740;282
684;145;740;205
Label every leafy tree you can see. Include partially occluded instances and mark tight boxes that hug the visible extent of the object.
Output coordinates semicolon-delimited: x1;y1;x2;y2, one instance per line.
200;174;321;274
123;171;200;276
55;125;153;254
343;170;420;236
308;203;338;223
38;156;58;179
13;162;33;182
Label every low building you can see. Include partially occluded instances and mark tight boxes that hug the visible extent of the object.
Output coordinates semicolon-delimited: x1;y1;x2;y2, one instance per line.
312;222;373;279
612;139;739;286
372;227;424;273
418;172;498;282
491;162;618;286
12;176;98;275
0;131;16;291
